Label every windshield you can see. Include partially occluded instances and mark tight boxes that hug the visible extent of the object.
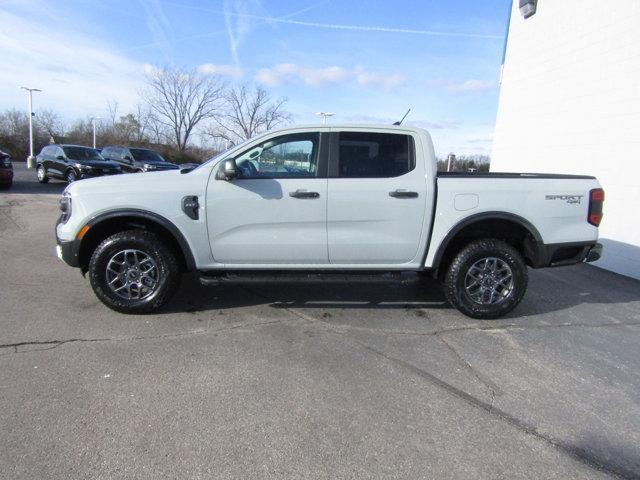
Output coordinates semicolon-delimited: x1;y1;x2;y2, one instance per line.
63;146;104;161
130;148;166;163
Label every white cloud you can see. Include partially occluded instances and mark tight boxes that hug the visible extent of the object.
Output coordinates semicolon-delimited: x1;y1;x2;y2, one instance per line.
197;63;244;79
356;71;406;89
255;64;405;89
427;79;496;95
0;6;144;119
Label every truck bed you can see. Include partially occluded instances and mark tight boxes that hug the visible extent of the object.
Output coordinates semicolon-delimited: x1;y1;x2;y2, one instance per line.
437;172;596;180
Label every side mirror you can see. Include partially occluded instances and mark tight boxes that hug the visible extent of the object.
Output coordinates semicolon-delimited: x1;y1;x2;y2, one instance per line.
216;159;239;181
123;155;133;162
56;155;65;160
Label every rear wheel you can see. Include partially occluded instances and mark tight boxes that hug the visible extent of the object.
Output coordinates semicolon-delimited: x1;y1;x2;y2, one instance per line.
88;230;181;314
443;238;528;319
37;165;49;183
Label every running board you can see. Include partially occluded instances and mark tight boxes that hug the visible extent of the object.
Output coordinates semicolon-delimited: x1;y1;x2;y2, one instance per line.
199;271;423;286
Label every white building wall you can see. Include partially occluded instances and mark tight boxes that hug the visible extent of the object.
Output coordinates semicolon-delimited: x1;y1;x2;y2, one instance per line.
491;0;640;280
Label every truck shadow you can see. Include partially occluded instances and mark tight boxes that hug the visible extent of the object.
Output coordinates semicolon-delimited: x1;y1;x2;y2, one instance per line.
164;264;640;321
168;274;450;314
567;434;640;479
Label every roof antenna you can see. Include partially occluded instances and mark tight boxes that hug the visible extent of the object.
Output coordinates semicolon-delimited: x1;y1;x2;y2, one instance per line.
393;108;411;125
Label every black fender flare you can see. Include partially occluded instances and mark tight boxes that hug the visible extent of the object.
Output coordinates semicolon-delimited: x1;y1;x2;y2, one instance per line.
430;211;544;270
84;209;197;271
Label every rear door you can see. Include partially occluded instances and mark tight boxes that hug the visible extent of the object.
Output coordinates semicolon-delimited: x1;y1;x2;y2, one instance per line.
327;130;427;265
206;131;329;265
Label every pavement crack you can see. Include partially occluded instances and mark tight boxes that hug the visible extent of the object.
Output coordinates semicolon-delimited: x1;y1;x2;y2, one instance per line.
356;341;636;480
436;333;500;397
0;319;288;356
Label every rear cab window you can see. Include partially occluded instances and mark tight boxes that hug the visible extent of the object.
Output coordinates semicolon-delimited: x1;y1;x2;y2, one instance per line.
336;132;414;178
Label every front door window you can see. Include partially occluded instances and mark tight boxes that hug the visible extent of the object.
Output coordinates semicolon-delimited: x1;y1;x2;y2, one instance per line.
234;133;319;178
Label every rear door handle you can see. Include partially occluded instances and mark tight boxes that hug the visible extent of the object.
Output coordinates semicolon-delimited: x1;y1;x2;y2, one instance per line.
389;189;418;198
289;189;320;199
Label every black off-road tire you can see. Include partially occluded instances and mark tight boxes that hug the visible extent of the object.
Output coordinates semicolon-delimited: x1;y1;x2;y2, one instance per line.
37;165;49;183
88;230;181;314
443;238;528;319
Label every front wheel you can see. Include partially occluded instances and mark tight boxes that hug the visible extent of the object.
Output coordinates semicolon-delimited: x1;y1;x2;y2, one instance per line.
88;230;181;314
37;165;49;183
443;238;528;319
66;169;77;183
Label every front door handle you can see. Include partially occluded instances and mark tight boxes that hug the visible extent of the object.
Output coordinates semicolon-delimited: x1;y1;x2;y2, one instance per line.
289;189;320;199
389;189;418;198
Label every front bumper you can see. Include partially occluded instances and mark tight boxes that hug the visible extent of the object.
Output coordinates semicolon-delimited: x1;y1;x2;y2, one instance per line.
78;170;121;179
56;236;81;267
56;217;81;268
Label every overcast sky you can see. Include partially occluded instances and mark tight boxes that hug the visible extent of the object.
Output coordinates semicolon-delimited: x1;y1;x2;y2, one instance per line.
0;0;511;156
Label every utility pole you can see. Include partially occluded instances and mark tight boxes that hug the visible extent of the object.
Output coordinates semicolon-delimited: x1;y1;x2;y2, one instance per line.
315;112;335;124
90;117;101;149
20;86;42;169
447;152;456;172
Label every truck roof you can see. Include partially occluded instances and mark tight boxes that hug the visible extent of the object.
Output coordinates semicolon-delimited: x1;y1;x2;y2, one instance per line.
268;123;428;134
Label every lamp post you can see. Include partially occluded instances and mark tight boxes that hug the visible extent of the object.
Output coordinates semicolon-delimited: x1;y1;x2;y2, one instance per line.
315;112;335;124
20;86;42;169
446;153;456;172
90;117;101;149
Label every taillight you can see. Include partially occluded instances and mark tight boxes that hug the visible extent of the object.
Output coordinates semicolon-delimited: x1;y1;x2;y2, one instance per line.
588;188;604;226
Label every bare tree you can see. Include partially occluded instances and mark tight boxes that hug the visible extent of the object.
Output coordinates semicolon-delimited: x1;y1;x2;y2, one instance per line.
209;85;291;143
142;66;225;151
36;109;66;140
107;100;119;127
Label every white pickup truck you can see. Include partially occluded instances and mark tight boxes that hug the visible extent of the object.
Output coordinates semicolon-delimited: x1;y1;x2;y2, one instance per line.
55;124;604;319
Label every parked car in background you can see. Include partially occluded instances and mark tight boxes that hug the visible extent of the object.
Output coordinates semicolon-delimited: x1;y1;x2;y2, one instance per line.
0;149;13;190
101;146;179;173
36;145;121;184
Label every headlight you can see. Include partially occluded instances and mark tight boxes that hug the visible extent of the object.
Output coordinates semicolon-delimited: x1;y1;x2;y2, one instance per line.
59;192;72;223
75;163;92;172
143;163;155;171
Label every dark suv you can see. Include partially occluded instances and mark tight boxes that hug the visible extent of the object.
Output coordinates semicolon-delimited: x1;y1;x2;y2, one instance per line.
0;149;13;190
36;145;122;184
101;146;179;173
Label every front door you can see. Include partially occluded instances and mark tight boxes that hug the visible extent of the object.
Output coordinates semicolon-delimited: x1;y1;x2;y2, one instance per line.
207;131;329;265
327;130;427;265
50;146;67;177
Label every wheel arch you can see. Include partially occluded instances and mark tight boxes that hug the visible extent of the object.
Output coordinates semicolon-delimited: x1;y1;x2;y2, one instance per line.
431;212;543;275
77;209;196;273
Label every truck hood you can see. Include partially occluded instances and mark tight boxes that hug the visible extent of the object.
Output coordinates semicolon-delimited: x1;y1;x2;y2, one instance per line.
66;169;183;196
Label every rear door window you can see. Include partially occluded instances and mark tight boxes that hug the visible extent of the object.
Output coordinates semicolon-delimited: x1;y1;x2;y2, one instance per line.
337;132;414;178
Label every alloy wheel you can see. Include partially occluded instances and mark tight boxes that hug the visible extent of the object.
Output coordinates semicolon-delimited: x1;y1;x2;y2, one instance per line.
105;249;159;300
464;257;514;305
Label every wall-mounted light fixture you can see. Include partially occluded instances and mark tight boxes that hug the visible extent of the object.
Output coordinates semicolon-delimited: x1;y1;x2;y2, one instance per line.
519;0;537;19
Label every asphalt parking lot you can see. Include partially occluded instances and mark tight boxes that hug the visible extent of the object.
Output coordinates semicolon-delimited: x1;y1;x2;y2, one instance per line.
1;163;639;479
